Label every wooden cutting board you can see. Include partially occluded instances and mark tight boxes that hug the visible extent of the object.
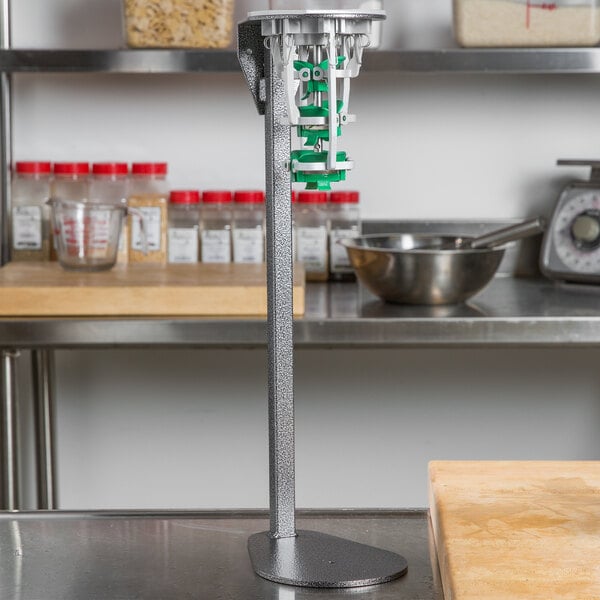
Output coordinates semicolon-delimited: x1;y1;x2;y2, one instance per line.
429;461;600;600
0;262;305;316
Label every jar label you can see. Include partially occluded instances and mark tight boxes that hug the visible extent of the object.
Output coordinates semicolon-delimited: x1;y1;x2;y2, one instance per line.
12;206;42;250
168;227;198;264
297;226;328;273
233;228;264;264
330;228;358;272
132;207;162;251
202;229;231;263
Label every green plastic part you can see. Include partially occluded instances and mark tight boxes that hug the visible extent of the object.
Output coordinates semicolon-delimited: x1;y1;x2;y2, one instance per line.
297;101;344;147
294;57;346;100
290;150;349;190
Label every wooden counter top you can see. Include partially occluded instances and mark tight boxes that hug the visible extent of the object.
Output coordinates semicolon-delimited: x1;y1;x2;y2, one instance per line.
0;262;305;316
429;460;600;600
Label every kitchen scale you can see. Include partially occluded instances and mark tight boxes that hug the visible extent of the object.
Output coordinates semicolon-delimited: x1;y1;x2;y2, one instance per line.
541;159;600;283
237;8;408;589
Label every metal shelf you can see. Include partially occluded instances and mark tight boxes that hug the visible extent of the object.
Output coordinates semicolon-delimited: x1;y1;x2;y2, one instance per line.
3;48;600;74
1;277;599;348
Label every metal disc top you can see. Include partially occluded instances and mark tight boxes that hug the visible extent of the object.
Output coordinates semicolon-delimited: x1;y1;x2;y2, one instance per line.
248;9;386;21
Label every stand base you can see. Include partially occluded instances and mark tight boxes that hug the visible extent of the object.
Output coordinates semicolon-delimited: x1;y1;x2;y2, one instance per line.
248;529;408;588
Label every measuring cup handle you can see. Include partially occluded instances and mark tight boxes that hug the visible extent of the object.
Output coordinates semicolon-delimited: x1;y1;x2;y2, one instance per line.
127;207;149;256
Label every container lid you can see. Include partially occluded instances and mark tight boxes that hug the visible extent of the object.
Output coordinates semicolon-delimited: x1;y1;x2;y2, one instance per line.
170;190;201;205
15;161;51;175
131;162;168;176
291;191;297;203
234;190;265;204
298;191;328;204
203;190;233;204
330;191;359;204
92;162;129;176
53;162;90;176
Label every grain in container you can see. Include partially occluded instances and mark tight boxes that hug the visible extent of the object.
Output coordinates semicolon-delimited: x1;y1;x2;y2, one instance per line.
232;190;265;264
201;190;232;263
123;0;235;48
328;190;360;281
453;0;600;47
11;161;52;262
90;162;129;263
167;190;201;264
296;191;329;282
128;162;168;264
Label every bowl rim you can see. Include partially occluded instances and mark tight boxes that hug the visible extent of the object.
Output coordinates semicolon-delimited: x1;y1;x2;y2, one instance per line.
338;233;509;255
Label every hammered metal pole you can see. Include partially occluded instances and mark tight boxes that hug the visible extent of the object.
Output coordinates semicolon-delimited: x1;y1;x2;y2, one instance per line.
244;12;407;587
264;49;296;539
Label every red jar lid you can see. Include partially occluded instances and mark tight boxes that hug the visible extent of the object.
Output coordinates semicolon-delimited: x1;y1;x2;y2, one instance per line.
203;190;233;204
131;162;168;176
298;191;328;204
53;162;90;176
291;191;297;203
330;191;359;204
234;190;265;204
15;161;51;175
92;162;129;176
170;190;200;204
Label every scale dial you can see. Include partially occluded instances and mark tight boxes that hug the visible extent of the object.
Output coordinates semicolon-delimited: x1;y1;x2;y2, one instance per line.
542;187;600;282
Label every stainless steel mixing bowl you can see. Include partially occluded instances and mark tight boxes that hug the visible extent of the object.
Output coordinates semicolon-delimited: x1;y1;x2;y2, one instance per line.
340;234;506;305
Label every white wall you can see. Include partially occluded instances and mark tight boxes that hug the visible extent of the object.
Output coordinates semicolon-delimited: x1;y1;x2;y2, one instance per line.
9;1;600;509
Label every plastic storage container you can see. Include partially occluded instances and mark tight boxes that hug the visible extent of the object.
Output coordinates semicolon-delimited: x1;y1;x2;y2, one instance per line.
128;162;169;264
453;0;600;47
232;190;265;264
167;190;201;264
328;190;360;281
11;161;52;262
90;163;129;263
123;0;235;48
201;190;233;263
295;191;329;281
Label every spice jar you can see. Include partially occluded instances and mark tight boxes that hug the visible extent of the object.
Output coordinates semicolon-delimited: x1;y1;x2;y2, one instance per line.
328;190;360;281
50;162;90;260
201;190;232;263
232;190;265;264
167;190;200;264
128;162;168;264
90;163;129;264
296;191;329;281
11;161;52;262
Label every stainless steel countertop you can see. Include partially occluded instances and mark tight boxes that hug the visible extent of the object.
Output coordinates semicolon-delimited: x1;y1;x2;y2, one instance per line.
0;510;442;600
0;277;599;348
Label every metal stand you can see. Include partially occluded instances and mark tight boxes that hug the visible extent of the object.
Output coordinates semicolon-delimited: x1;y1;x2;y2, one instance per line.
239;13;407;588
31;349;58;509
0;350;20;510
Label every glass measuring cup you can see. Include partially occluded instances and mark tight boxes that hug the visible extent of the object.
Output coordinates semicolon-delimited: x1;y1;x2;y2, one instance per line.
48;199;147;271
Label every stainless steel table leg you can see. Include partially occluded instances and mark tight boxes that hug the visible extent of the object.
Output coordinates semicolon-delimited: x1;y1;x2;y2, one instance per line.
31;349;58;510
1;349;20;510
